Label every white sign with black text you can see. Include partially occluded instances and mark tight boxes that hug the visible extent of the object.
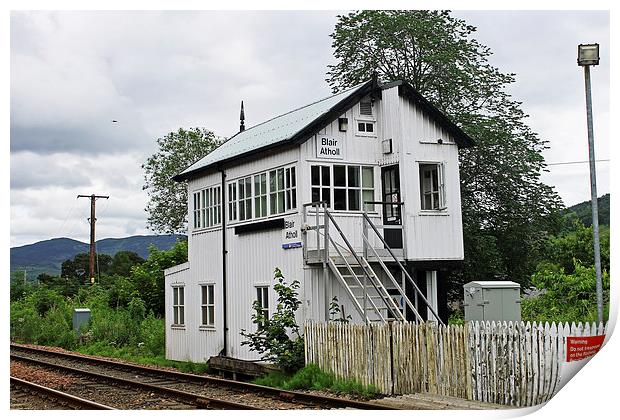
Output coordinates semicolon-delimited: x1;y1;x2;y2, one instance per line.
282;217;302;249
316;135;345;160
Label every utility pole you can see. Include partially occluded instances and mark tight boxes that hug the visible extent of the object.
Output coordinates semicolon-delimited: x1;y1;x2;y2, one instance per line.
577;43;603;324
77;194;109;285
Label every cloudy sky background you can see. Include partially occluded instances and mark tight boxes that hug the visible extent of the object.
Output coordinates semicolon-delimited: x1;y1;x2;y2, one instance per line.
10;10;610;247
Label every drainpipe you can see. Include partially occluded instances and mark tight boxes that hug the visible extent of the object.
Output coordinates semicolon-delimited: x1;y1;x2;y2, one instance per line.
219;168;228;357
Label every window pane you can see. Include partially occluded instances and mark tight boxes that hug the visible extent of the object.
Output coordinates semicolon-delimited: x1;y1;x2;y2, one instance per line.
362;167;374;188
278;192;284;213
202;307;207;325
179;307;184;325
334;189;346;210
334;165;346;186
208;306;215;325
277;169;284;190
291;167;296;187
238;180;244;198
312;188;320;203
322;188;331;207
201;286;207;304
348;166;360;187
321;166;330;186
363;190;374;211
292;188;297;208
348;189;361;211
173;287;178;305
270;193;276;214
261;196;267;216
366;123;374;132
245;200;252;219
424;194;432;210
311;166;319;186
358;122;365;132
270;170;277;191
261;173;267;194
179;288;184;305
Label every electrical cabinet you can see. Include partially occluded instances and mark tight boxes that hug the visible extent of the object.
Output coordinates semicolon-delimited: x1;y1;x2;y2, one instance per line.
463;281;521;322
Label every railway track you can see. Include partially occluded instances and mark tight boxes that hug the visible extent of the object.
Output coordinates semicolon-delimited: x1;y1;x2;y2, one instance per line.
11;343;394;410
11;376;115;410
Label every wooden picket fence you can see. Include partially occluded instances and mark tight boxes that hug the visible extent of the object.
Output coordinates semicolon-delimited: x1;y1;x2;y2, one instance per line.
304;321;607;406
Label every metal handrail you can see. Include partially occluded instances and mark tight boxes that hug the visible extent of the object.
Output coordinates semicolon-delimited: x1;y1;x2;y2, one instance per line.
362;234;422;322
362;212;444;325
359;256;407;322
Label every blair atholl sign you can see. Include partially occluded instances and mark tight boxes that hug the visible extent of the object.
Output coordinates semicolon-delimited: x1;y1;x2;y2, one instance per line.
566;335;605;362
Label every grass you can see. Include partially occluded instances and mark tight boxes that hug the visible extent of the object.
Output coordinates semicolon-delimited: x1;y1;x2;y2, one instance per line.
253;364;380;399
75;342;210;374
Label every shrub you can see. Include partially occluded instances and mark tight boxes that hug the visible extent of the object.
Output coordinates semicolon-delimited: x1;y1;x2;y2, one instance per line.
241;268;305;373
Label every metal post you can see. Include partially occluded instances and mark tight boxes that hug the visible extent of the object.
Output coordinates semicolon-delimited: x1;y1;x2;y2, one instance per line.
583;65;604;324
323;202;330;321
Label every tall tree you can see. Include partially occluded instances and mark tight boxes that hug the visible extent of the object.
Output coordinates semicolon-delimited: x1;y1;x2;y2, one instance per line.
143;127;222;234
327;11;563;294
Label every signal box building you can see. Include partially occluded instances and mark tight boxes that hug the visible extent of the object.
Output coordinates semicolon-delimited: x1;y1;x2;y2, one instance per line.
164;78;474;362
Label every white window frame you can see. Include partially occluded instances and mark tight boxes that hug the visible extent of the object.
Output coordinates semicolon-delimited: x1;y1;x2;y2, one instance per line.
238;176;253;221
312;164;375;212
200;284;215;328
172;285;185;326
254;172;268;218
269;167;286;215
355;97;377;137
419;162;447;211
192;186;221;230
255;286;269;328
311;165;332;207
285;166;297;211
228;182;237;222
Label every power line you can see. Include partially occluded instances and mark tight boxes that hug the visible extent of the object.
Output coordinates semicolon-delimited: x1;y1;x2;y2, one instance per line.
547;159;609;166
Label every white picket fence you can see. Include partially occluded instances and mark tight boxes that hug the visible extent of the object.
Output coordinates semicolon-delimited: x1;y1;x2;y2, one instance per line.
304;321;608;406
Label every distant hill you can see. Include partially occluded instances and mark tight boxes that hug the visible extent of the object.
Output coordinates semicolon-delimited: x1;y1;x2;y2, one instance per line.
565;194;610;227
10;234;186;280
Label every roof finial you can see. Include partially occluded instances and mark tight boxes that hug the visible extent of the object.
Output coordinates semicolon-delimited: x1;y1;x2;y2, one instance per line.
240;100;245;132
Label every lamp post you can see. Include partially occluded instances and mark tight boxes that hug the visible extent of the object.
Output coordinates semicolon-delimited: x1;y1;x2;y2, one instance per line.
577;43;603;324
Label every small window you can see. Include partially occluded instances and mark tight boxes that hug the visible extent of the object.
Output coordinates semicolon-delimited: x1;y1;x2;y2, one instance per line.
201;285;215;327
254;173;268;218
238;176;253;221
285;167;297;211
420;163;446;210
256;286;269;328
269;168;285;215
228;183;237;221
172;286;185;325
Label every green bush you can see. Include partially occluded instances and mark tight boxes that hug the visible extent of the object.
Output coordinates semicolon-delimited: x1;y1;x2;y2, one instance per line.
241;268;305;373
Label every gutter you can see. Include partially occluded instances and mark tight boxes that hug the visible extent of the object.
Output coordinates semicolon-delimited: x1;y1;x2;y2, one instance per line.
219;168;228;357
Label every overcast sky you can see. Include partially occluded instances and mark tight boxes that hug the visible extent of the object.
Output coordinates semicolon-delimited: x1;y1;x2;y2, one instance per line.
9;10;610;247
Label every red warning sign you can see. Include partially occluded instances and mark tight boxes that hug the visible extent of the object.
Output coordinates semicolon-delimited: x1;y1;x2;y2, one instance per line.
566;335;605;362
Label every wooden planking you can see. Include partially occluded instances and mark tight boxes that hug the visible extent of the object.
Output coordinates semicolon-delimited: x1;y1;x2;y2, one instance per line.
305;321;608;407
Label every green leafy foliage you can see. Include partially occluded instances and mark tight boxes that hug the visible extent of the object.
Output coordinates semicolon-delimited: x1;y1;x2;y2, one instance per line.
253;364;380;398
241;268;305;373
522;261;610;323
522;220;611;323
327;10;563;300
143;127;223;234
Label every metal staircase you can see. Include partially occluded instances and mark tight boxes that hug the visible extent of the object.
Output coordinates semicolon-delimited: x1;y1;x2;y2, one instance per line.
302;201;444;325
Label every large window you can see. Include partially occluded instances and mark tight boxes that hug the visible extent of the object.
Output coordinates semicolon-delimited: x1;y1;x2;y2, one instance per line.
172;286;184;326
419;163;446;210
311;165;374;211
192;186;221;229
256;286;269;328
201;284;215;327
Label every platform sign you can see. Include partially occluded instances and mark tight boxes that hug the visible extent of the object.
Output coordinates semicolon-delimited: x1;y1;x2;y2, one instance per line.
282;217;302;249
566;335;605;362
316;136;344;160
